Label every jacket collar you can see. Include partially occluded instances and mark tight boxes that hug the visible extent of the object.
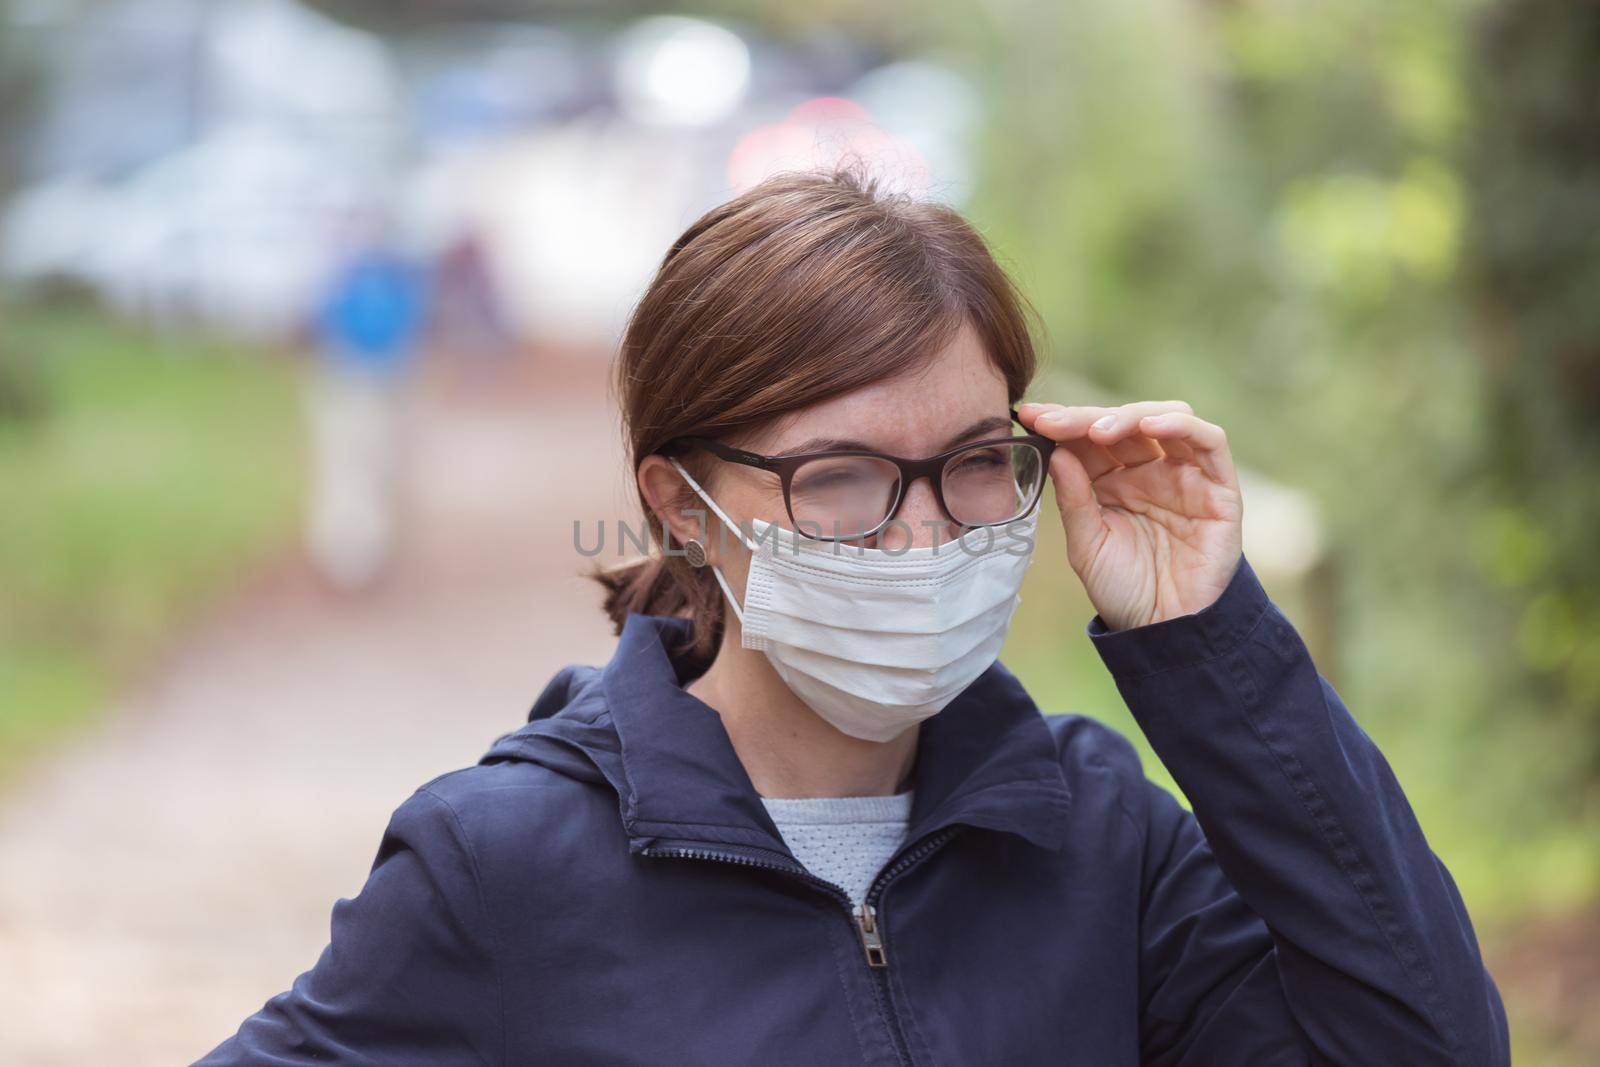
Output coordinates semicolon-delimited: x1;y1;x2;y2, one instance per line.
601;614;1073;857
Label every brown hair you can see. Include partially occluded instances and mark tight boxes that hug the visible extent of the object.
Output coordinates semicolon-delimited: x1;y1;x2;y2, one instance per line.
594;163;1042;670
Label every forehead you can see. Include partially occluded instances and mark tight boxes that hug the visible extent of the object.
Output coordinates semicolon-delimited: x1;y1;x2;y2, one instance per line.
749;322;1010;456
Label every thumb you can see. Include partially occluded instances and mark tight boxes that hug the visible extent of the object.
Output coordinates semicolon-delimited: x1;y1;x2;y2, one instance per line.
1048;449;1108;570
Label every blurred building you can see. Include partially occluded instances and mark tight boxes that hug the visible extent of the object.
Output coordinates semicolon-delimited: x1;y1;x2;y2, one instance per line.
1;0;404;337
1;3;982;350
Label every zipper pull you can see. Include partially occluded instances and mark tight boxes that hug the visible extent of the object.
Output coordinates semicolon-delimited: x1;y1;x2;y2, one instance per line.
854;902;887;968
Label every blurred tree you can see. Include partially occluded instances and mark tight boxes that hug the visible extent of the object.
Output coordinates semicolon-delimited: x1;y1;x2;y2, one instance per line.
1465;0;1600;783
966;0;1598;915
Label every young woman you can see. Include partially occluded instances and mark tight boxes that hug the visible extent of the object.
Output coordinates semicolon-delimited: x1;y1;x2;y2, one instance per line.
198;168;1509;1066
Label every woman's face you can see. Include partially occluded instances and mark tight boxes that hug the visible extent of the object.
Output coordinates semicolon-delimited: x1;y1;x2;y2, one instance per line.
642;319;1012;599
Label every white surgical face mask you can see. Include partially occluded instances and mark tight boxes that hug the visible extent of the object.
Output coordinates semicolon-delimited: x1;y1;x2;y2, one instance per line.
670;458;1039;743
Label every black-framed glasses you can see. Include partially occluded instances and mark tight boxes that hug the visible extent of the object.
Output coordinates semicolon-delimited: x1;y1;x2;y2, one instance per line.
666;408;1055;542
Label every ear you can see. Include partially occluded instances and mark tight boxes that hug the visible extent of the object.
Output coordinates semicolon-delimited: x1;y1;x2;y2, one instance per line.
637;454;713;549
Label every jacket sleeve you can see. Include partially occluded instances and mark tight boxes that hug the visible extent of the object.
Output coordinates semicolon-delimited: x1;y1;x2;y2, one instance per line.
192;786;503;1067
1086;552;1509;1067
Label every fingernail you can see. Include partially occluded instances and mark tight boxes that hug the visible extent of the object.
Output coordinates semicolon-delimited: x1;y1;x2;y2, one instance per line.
1039;410;1065;423
1092;415;1116;431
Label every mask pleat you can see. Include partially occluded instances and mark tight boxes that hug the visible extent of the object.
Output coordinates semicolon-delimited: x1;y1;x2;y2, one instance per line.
671;462;1042;742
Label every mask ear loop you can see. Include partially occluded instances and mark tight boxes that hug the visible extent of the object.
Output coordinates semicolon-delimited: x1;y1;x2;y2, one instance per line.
669;457;752;626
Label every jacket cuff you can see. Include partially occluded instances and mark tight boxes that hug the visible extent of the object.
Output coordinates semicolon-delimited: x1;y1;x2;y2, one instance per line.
1085;553;1271;682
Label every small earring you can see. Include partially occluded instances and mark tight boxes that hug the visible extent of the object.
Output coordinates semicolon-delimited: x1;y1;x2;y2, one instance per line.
683;538;708;568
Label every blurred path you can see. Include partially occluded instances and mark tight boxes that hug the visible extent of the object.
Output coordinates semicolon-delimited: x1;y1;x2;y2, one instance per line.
0;346;631;1066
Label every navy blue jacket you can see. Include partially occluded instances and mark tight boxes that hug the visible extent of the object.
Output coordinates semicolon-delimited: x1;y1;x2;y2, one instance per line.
196;554;1509;1065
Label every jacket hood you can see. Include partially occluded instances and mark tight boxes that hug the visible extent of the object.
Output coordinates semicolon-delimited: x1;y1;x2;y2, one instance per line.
478;613;1074;859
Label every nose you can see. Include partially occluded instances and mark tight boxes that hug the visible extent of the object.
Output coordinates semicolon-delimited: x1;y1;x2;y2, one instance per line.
873;475;958;552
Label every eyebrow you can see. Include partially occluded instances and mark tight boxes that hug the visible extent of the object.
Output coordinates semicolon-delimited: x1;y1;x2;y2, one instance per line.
778;414;1014;458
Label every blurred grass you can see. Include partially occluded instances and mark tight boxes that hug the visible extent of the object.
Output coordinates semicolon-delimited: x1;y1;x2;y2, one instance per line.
0;296;305;785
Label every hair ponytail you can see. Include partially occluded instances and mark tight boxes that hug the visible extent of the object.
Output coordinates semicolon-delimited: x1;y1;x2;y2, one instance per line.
590;538;726;674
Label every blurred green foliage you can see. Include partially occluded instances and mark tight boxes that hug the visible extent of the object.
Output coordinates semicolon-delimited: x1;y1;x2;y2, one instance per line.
1468;0;1600;788
0;295;305;783
952;0;1597;1059
961;0;1598;915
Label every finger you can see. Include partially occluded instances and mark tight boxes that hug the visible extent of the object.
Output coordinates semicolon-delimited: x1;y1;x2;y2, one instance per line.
1087;400;1195;468
1134;411;1237;486
1154;433;1197;465
1104;432;1163;469
1084;400;1194;444
1025;400;1190;470
1017;403;1123;481
1045;446;1108;569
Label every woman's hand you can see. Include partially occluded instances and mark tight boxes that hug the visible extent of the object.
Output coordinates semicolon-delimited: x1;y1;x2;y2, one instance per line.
1016;400;1244;632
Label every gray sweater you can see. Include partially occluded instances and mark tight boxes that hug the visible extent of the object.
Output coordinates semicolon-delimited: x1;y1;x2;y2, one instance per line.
758;789;914;907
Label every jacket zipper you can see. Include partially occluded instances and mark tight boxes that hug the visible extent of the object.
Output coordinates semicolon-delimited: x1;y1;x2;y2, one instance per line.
854;900;886;967
642;824;963;1067
854;826;962;1066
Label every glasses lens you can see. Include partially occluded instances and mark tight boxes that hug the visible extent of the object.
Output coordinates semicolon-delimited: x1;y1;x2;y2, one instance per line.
942;442;1043;526
788;455;902;539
